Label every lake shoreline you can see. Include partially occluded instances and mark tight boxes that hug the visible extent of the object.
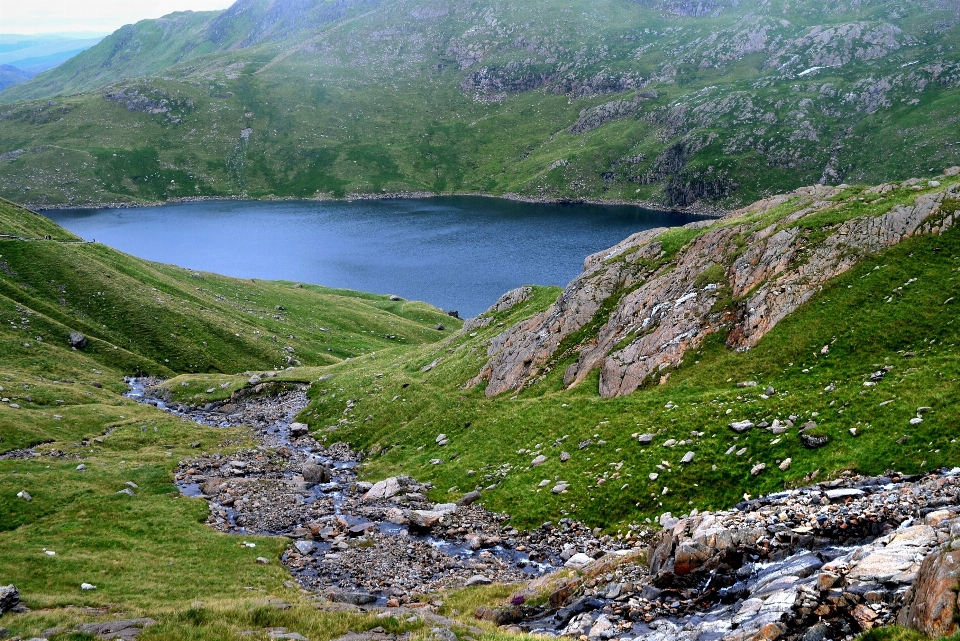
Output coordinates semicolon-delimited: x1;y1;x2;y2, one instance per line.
29;191;726;218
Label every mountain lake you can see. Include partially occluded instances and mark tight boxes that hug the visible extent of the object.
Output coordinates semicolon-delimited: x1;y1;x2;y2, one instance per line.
45;197;704;318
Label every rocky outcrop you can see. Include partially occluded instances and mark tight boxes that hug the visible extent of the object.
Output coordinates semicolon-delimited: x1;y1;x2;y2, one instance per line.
897;543;960;637
474;173;960;398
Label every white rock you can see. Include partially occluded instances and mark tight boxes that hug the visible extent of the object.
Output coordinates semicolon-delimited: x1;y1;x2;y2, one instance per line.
680;451;695;464
81;583;97;590
729;420;755;433
564;553;595;569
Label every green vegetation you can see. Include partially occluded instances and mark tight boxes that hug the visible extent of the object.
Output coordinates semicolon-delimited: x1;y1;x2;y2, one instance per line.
1;0;959;208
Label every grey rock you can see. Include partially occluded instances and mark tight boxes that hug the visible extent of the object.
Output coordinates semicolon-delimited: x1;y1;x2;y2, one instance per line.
681;451;695;464
825;488;865;501
637;434;655;445
729;420;755;433
302;460;332;485
289;422;309;437
75;618;156;641
531;455;547;467
457;490;481;507
801;433;829;449
249;375;262;384
564;553;595;569
68;331;87;349
294;540;314;554
0;584;19;614
17;490;31;501
464;575;493;586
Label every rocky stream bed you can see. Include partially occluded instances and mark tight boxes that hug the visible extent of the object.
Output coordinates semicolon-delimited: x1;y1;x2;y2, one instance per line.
126;378;960;641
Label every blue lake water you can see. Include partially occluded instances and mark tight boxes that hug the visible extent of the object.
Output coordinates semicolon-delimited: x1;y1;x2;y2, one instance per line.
44;197;702;318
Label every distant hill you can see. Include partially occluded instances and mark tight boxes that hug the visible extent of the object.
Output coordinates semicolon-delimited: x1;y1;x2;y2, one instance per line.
0;0;958;209
0;33;104;74
0;64;33;91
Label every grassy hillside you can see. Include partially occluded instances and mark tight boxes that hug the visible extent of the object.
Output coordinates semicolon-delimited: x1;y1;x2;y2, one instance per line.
0;200;468;639
0;197;456;451
1;0;959;209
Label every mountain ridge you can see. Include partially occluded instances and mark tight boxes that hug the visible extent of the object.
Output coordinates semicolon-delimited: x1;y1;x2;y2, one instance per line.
1;0;959;208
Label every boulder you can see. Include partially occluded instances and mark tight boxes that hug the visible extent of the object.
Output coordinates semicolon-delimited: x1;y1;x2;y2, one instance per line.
75;618;156;641
363;477;401;501
801;433;829;448
68;331;87;349
729;420;754;433
898;545;960;637
0;585;19;614
564;553;595;569
408;510;445;529
457;490;481;507
302;460;332;485
464;575;493;587
289;422;309;437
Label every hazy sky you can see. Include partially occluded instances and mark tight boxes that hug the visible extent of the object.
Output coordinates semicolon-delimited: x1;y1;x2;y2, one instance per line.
0;0;236;35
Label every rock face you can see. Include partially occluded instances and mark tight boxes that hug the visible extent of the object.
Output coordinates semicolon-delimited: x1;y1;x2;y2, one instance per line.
897;545;960;637
472;178;959;398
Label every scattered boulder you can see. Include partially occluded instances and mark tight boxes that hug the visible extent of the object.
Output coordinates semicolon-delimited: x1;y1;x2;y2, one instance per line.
638;434;654;445
363;477;402;500
74;618;156;641
16;490;31;501
680;451;695;464
564;553;595;569
801;433;829;448
531;455;547;467
68;331;87;349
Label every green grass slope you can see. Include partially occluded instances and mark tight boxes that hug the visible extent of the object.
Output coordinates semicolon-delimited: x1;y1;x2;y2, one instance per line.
2;0;960;209
288;184;960;533
0;197;456;451
0;200;467;639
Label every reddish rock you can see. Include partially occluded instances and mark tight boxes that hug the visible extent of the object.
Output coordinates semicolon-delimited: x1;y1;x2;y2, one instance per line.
897;545;960;637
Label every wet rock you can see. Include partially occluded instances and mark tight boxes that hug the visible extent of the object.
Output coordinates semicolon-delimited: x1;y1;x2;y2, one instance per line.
327;589;377;605
302;460;332;485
